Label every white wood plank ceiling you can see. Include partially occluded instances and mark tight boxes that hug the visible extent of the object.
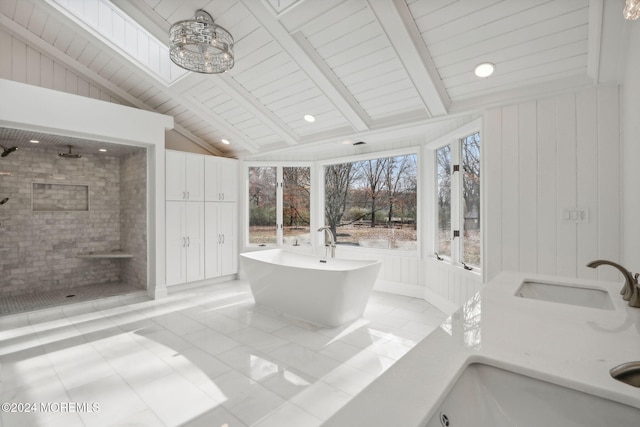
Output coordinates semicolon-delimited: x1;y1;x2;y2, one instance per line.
0;0;605;158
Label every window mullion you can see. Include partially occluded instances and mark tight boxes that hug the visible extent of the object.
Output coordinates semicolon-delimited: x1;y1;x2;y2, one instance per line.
276;166;283;245
450;141;461;265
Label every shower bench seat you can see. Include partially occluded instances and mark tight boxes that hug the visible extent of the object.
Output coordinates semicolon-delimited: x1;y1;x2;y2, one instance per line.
76;250;134;259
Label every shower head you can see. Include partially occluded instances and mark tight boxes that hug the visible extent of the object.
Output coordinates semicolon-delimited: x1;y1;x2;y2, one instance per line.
0;145;17;157
59;145;81;159
0;198;8;205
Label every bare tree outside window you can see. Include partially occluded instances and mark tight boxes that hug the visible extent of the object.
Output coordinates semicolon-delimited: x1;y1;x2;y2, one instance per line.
436;145;452;257
283;166;311;244
248;166;277;244
324;154;417;250
462;133;481;266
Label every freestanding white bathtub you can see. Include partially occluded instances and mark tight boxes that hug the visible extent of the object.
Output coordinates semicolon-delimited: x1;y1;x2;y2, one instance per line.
240;249;382;327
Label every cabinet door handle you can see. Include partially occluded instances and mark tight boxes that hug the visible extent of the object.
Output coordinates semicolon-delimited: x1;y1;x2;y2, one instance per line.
187;191;190;200
222;234;225;244
187;236;190;247
183;191;186;200
221;193;225;201
182;237;186;247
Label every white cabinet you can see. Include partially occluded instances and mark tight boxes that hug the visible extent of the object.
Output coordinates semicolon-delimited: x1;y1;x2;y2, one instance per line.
166;201;205;286
166;150;205;201
205;156;238;202
205;202;237;278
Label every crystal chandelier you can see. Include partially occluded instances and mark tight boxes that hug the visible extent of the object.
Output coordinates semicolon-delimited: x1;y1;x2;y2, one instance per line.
169;10;234;74
624;0;640;20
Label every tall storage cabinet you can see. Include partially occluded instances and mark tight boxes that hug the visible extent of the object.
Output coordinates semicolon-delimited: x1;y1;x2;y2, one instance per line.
166;150;205;201
166;150;238;286
165;201;205;286
204;156;238;279
204;202;237;278
205;156;238;202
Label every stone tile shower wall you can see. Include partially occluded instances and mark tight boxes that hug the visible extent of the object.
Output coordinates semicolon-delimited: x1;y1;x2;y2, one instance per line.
0;146;144;297
120;150;147;290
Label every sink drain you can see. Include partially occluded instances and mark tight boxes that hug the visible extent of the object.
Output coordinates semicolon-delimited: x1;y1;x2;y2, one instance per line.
439;412;450;426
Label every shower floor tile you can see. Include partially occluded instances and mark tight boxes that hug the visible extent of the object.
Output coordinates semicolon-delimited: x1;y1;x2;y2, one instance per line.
0;282;144;316
0;279;448;427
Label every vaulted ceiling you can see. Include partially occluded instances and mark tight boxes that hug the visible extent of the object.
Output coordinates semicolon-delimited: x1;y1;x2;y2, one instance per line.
0;0;626;159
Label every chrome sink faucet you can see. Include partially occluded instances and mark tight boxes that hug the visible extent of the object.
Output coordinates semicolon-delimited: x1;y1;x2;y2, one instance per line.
587;260;640;308
318;226;336;258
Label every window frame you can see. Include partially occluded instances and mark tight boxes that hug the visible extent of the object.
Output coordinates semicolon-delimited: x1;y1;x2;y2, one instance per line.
244;161;313;248
317;147;421;256
424;119;482;273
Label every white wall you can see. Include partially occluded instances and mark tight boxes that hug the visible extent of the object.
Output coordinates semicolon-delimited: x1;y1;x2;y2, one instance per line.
621;23;640;270
0;28;122;104
484;85;621;283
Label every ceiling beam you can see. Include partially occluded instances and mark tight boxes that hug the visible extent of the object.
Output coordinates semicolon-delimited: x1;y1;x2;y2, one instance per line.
367;0;450;117
94;0;295;149
243;0;371;132
0;4;261;155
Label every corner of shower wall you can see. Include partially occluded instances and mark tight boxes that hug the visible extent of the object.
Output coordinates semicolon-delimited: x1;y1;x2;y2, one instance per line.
120;149;148;291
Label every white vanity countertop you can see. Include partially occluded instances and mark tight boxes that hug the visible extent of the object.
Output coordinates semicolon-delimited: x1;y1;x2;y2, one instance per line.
324;271;640;426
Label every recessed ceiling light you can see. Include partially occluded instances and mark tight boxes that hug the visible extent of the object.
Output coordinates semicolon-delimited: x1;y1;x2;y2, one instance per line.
99;148;107;152
30;140;39;143
221;139;230;145
474;62;495;78
304;114;315;123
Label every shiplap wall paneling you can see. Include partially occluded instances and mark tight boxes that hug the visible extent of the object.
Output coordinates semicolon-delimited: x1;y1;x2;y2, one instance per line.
501;104;519;273
576;89;600;279
0;29;120;104
518;101;538;273
537;97;557;274
556;93;578;277
423;258;482;308
595;87;621;279
483;107;502;281
484;87;620;283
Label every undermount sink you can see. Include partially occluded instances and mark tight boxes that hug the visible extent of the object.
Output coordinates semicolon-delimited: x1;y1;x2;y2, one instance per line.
516;280;614;310
611;362;640;388
425;363;640;427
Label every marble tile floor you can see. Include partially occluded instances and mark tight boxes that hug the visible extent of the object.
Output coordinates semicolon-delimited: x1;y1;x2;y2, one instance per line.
0;282;145;316
0;279;447;427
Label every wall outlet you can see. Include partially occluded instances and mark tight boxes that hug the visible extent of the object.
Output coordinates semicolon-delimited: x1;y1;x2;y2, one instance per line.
562;208;589;223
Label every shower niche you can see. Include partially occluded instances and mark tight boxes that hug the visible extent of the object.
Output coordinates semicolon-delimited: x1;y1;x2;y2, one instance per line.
32;183;89;211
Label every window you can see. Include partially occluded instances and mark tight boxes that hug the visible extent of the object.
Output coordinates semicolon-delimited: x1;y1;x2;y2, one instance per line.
434;132;481;268
248;165;311;246
323;153;417;250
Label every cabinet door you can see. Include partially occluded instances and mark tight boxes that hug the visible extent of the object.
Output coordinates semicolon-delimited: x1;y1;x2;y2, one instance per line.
185;202;205;282
185;154;204;201
166;202;186;285
166;151;186;201
218;158;238;202
218;203;237;276
204;202;220;278
204;156;220;202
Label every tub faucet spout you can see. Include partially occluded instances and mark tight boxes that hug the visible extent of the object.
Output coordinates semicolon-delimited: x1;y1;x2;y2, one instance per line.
587;259;640;307
318;226;336;258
